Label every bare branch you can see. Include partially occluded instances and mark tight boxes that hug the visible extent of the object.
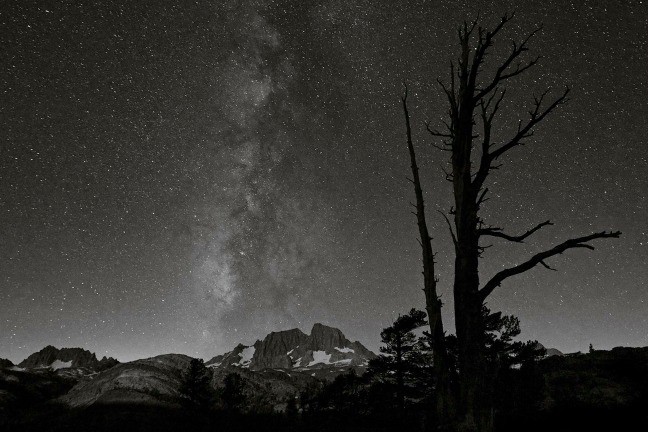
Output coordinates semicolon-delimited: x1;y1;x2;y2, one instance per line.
477;243;493;257
473;89;507;190
437;71;457;117
440;164;454;182
426;121;453;139
469;13;514;92
431;142;453;152
474;23;543;102
499;55;540;80
539;260;557;271
478;220;553;242
438;210;458;248
479;230;621;300
489;87;570;161
477;187;490;207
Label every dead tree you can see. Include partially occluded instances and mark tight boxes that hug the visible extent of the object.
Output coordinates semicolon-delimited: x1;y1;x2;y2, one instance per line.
402;12;620;432
403;86;453;427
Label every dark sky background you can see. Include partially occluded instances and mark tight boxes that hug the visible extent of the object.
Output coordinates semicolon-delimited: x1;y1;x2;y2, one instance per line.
1;0;647;363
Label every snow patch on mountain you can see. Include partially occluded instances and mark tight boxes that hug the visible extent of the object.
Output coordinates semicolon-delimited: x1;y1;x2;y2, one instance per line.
50;360;72;370
308;351;332;366
237;346;255;366
335;347;354;353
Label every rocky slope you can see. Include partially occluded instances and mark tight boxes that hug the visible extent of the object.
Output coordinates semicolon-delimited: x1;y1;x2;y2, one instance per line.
59;354;193;407
0;366;80;413
57;353;320;410
211;366;320;406
18;346;118;371
206;323;375;372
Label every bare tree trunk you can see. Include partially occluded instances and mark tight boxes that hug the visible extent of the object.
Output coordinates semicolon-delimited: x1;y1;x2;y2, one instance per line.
402;87;453;429
452;90;483;431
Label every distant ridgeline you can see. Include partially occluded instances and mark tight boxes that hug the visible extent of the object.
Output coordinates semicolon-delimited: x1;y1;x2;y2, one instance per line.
0;323;375;410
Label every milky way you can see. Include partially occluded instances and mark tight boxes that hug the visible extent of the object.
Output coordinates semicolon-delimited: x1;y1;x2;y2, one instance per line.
1;0;647;362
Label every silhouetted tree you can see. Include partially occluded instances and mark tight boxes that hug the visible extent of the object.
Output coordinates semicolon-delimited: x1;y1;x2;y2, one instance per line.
299;380;322;414
368;309;430;413
285;393;299;419
179;358;213;410
220;372;246;413
482;306;545;369
481;305;546;415
401;12;621;431
318;369;366;414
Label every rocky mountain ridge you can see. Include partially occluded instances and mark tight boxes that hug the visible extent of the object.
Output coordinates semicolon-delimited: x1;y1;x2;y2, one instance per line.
206;323;376;371
17;346;119;372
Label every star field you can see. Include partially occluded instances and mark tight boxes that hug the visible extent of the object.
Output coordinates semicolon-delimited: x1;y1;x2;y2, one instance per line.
1;0;647;363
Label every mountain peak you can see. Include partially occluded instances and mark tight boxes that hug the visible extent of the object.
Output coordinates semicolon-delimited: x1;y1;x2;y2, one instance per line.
311;322;336;331
308;323;348;351
18;346;118;371
206;323;375;372
310;322;343;335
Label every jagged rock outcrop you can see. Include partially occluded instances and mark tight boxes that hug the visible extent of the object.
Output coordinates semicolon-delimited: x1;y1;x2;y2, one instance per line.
206;323;376;372
252;328;309;369
18;346;119;371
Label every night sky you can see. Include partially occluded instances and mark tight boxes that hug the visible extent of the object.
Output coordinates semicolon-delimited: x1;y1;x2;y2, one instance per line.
2;0;647;363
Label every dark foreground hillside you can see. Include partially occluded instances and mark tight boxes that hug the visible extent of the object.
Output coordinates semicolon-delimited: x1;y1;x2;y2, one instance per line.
2;347;648;432
497;346;648;432
2;404;407;432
